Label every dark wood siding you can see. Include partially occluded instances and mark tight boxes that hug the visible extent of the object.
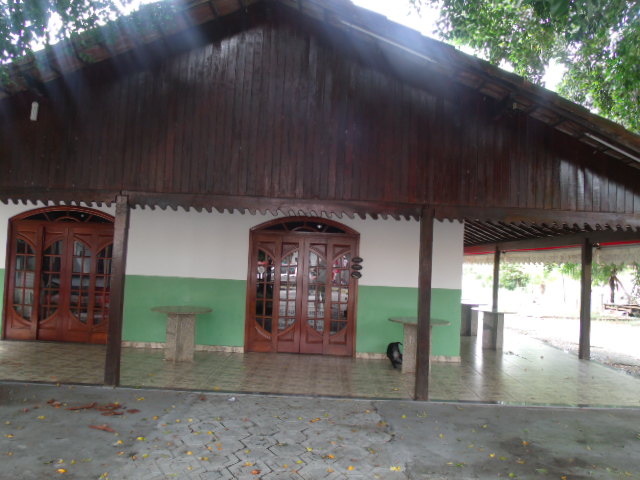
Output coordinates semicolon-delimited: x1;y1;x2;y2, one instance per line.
1;16;640;215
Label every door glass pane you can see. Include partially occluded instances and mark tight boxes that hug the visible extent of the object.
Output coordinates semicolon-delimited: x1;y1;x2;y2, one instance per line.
278;249;298;331
93;244;113;326
255;249;275;333
40;239;63;320
13;239;36;321
71;241;92;324
330;253;351;335
307;250;327;333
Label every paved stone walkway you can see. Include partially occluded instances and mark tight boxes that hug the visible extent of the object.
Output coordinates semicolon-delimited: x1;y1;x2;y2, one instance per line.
2;382;640;479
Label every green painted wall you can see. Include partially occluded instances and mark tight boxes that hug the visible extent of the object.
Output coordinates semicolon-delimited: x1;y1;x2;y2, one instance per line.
121;276;461;357
123;275;246;347
355;286;461;357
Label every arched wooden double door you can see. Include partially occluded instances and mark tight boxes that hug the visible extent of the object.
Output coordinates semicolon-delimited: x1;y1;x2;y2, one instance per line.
3;207;114;344
245;218;359;356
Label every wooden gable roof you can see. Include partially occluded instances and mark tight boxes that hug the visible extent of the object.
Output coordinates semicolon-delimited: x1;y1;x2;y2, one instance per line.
1;0;640;245
3;0;639;170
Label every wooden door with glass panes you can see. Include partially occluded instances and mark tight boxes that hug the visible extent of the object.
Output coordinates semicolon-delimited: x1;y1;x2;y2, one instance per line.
246;222;358;356
3;213;114;344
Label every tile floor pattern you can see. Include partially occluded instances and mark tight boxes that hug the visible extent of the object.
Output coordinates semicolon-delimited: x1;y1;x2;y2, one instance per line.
1;330;640;407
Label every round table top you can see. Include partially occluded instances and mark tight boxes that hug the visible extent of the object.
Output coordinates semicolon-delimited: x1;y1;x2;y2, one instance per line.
471;307;514;314
388;317;450;327
151;306;212;315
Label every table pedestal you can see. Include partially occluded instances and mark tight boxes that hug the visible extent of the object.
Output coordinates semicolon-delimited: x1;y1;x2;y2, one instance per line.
482;311;505;350
460;303;480;336
152;306;212;362
388;317;451;374
166;313;197;362
402;323;418;374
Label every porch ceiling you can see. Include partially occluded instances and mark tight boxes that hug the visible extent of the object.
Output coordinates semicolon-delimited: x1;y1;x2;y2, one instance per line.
1;0;639;171
463;219;640;251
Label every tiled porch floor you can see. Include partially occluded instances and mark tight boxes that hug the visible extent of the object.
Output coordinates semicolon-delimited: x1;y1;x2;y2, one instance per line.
2;330;640;407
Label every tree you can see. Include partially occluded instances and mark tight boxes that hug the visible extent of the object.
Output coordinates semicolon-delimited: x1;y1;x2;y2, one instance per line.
499;264;531;291
0;1;129;63
411;0;640;132
555;261;629;303
631;263;640;304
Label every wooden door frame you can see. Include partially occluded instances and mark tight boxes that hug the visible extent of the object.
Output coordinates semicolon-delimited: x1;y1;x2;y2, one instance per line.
2;206;114;342
244;216;360;357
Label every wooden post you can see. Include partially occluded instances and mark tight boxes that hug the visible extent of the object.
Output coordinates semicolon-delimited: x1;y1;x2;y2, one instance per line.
579;238;592;360
415;207;434;401
104;195;131;386
492;248;501;312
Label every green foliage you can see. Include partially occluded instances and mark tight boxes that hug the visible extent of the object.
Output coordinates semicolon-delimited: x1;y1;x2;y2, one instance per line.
554;262;623;286
0;0;126;62
499;264;531;291
0;0;179;89
0;1;178;66
411;0;640;132
631;263;640;303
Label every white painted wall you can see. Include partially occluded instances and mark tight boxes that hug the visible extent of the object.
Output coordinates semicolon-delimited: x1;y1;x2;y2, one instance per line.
126;208;257;279
125;209;464;289
0;204;464;290
432;220;465;290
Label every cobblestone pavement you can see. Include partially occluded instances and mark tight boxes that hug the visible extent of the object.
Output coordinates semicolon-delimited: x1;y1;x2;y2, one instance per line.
2;382;640;479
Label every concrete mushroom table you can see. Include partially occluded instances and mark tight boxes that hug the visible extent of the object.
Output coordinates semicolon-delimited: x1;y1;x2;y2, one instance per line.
151;306;212;362
472;308;512;350
388;317;451;374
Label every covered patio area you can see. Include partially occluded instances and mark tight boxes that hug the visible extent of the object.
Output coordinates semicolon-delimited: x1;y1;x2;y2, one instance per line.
3;328;640;407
